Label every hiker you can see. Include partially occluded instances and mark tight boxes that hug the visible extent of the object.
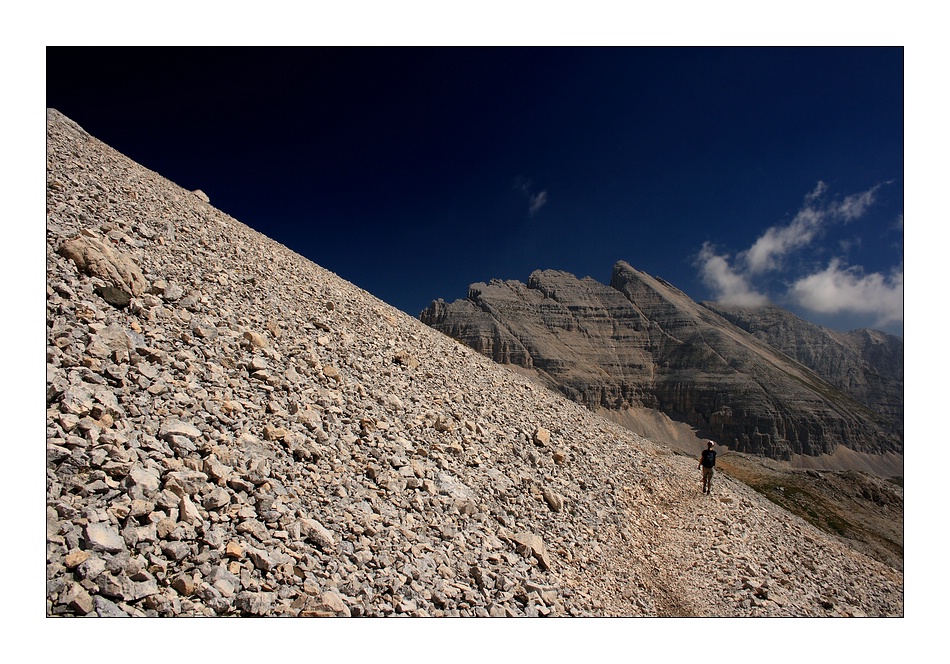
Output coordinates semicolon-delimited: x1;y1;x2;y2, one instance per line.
699;440;717;495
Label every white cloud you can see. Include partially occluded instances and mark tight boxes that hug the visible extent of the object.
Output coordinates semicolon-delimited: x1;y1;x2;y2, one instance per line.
529;190;548;216
804;180;828;203
788;260;903;326
513;176;548;216
695;181;902;330
835;184;880;221
741;181;880;275
697;242;769;306
743;206;823;274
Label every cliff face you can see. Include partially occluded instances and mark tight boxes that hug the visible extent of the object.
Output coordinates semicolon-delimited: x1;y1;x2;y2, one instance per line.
704;303;903;436
421;262;902;462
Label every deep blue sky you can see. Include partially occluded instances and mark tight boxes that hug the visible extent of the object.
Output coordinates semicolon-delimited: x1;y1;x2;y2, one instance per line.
46;47;903;335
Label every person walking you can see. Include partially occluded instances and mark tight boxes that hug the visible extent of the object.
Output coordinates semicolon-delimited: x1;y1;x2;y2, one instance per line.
699;440;717;495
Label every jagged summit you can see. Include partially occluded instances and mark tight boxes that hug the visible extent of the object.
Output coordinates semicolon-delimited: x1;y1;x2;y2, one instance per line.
46;109;902;617
421;261;903;469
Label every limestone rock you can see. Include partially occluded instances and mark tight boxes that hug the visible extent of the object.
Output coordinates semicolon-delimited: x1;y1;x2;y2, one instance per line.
299;518;335;550
510;532;553;570
705;303;903;435
542;487;564;512
235;591;275;616
159;419;202;441
58;234;147;297
84;523;126;554
532;426;551;447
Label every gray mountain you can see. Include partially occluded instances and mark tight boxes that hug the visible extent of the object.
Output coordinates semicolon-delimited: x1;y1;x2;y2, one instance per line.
420;263;902;467
703;303;903;433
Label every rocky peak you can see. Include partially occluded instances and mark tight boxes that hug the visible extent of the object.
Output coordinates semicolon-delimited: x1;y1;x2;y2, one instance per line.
422;262;902;464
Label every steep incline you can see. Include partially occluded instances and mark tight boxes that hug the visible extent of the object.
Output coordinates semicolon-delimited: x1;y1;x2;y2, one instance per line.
46;109;902;617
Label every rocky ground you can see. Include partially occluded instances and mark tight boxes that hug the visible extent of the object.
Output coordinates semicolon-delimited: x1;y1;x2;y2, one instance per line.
715;452;904;572
45;108;903;617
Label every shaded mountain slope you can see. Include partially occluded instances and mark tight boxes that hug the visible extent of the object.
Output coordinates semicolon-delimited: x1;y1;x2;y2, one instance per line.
704;303;903;434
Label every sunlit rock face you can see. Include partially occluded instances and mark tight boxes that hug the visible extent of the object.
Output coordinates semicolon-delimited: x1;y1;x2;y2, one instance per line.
422;261;902;461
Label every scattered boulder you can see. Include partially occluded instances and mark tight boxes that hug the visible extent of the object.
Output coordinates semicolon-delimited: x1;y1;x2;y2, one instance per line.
58;233;147;297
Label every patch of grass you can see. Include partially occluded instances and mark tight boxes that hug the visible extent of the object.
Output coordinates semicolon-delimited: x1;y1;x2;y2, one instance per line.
716;454;903;569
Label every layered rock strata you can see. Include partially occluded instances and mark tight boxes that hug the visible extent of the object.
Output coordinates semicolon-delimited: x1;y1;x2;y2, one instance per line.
704;303;903;435
421;264;901;461
46;109;902;617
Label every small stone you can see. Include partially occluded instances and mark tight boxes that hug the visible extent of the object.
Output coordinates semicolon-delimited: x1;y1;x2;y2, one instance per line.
299;518;335;550
202;456;232;484
126;466;162;498
243;331;268;348
62;582;94;615
59;385;95;417
235;591;275;616
203;486;231;510
296;408;324;432
84;522;127;554
76;555;107;580
64;549;91;569
162;541;191;562
542;487;564;512
95;285;132;308
159;419;202;441
262;425;290;441
393;351;420;369
93;595;130;617
163;283;184;302
172;575;196;596
511;531;553;571
246;546;275;572
179;494;203;525
533;427;551;446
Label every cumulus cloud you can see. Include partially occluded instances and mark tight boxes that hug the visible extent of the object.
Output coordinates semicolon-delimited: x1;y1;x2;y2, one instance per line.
788;260;903;327
837;184;881;221
743;205;824;274
697;242;769;306
742;181;880;274
695;181;902;328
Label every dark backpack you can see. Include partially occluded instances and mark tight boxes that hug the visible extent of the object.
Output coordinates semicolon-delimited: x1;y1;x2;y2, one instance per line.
701;449;716;468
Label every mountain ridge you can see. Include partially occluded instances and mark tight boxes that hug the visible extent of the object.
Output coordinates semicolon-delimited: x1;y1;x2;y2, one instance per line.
702;301;903;432
421;260;902;473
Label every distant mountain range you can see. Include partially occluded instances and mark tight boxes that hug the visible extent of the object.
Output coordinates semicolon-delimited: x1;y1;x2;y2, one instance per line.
420;261;903;468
